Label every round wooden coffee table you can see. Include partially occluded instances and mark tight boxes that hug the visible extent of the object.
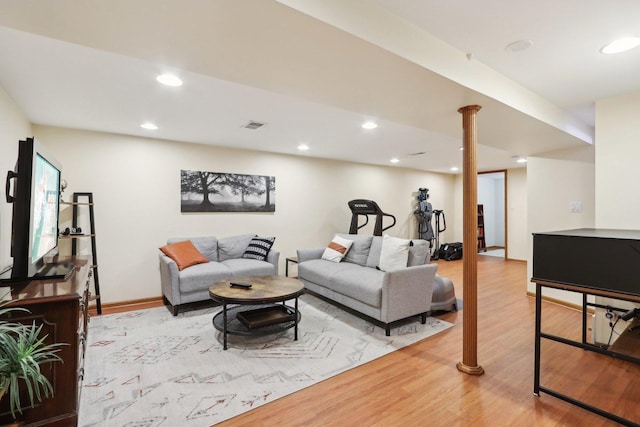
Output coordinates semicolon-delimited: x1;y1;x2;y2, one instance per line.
209;275;304;350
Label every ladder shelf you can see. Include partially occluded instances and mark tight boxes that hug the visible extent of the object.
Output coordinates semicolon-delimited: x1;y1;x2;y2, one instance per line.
63;192;102;314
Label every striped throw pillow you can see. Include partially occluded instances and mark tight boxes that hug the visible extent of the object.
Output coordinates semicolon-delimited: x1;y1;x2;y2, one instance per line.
242;236;275;261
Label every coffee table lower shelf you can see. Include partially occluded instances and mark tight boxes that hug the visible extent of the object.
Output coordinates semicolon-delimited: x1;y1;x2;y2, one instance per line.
212;304;301;337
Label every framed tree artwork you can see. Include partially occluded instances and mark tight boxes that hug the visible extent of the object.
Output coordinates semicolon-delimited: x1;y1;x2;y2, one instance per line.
180;170;275;212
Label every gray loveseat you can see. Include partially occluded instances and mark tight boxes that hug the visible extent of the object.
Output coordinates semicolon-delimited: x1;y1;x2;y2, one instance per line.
159;234;280;315
297;233;438;335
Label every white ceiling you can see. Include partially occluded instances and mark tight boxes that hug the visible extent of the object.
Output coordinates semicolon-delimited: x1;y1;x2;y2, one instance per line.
370;0;640;126
0;0;637;174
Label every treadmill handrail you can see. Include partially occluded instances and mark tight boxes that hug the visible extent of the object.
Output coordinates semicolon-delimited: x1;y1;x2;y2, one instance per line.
348;199;396;236
381;213;396;233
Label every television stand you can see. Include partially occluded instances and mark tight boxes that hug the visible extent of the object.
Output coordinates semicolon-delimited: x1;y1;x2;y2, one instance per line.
0;256;90;425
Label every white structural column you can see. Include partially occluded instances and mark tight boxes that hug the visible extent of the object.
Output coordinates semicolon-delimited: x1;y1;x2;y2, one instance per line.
456;105;485;376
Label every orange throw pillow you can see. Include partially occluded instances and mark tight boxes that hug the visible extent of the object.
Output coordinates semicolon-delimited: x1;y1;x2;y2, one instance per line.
160;240;209;271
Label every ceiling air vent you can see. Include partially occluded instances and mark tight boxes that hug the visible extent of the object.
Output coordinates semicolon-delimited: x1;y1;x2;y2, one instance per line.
409;151;428;156
243;121;266;130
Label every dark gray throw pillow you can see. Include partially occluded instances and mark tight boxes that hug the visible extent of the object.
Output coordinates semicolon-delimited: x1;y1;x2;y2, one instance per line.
242;236;276;261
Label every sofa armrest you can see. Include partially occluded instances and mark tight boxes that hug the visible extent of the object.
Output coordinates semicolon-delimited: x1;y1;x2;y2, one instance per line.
297;248;324;263
267;249;280;275
380;263;438;323
159;253;180;306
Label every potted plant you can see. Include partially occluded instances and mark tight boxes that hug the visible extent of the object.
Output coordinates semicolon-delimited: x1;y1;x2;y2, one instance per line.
0;298;63;420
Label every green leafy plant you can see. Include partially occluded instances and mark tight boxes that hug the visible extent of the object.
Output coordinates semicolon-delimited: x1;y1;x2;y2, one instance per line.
0;298;63;419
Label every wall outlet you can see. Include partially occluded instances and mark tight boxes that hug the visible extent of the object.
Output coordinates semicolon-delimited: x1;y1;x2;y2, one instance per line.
570;201;582;213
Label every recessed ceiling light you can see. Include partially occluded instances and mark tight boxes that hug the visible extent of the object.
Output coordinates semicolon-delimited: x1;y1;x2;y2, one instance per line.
362;121;378;130
600;37;640;54
156;73;183;87
459;146;464;151
390;158;399;164
297;143;310;151
141;122;158;130
505;39;533;52
450;167;459;172
513;155;527;163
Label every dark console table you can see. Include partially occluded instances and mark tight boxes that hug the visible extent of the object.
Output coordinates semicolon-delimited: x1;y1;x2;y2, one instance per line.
0;256;91;426
532;229;640;426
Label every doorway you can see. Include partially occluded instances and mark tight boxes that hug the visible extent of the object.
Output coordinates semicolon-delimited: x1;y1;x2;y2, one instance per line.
477;170;507;259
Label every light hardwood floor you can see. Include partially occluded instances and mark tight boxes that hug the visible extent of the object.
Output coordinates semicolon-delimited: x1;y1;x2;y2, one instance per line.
218;256;640;426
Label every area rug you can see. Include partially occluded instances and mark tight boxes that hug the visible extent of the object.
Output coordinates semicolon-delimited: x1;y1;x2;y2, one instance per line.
79;294;453;426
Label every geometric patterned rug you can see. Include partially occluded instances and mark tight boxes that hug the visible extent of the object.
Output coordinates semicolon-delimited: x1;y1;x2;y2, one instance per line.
79;293;453;426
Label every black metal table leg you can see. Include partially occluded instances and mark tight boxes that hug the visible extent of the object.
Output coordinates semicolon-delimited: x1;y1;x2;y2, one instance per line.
533;282;542;396
223;303;228;350
294;297;299;341
582;293;588;345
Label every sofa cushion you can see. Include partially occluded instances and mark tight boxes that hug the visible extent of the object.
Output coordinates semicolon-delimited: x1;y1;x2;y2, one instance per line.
160;240;210;271
178;261;232;293
337;234;373;266
366;236;429;268
242;236;276;261
167;237;218;262
298;258;357;286
366;236;383;268
218;234;256;261
321;235;353;263
408;239;430;266
221;258;276;277
330;265;385;308
379;235;410;272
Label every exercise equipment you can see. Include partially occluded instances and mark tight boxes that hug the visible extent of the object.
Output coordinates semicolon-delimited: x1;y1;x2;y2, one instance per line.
431;275;458;312
415;188;434;241
430;209;447;260
348;199;396;236
414;188;447;259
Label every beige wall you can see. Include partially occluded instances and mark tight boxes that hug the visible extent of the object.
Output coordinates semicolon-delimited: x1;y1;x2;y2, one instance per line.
526;146;595;303
593;90;640;342
595;90;640;228
0;86;32;271
31;125;456;305
506;168;527;260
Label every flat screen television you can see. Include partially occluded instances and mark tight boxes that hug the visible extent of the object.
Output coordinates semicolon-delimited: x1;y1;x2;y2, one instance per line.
2;137;72;283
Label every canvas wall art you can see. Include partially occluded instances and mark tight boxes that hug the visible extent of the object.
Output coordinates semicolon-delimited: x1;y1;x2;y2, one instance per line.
180;170;275;212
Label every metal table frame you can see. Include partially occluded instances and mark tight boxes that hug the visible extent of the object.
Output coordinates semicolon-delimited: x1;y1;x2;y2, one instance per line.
215;296;301;350
533;280;640;426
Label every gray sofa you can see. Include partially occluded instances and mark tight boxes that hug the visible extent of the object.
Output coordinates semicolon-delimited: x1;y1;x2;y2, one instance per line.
297;234;438;335
159;234;280;315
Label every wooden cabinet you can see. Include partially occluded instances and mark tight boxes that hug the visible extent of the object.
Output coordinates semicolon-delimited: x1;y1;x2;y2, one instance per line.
477;204;486;252
0;257;90;426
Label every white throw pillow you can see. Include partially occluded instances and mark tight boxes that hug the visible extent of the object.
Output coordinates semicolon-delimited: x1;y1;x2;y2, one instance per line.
379;234;410;272
321;235;354;263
